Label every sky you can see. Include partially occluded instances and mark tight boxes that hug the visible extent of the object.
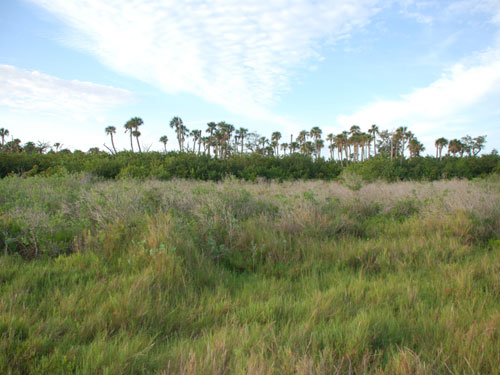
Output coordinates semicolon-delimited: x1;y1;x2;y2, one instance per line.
0;0;499;154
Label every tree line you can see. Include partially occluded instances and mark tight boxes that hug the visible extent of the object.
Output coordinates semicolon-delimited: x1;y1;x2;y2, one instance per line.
1;118;489;163
103;118;489;163
0;116;498;182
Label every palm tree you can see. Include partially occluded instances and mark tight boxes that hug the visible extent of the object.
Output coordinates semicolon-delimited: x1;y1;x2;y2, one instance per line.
350;125;361;136
369;124;379;157
132;130;142;152
448;139;462;156
396;126;408;163
301;141;315;156
315;139;324;159
127;117;143;152
170;116;184;151
190;130;201;153
297;130;309;146
390;131;400;161
53;142;62;152
105;126;117;154
235;127;248;154
271;131;282;156
435;137;448;160
159;135;168;153
334;134;345;166
326;133;334;160
310;126;322;140
0;128;9;149
205;122;217;156
179;124;189;152
408;138;425;158
361;133;371;162
124;119;135;152
310;127;322;158
280;143;288;155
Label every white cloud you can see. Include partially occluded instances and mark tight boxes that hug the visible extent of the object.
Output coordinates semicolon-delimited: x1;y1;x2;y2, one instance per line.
0;64;134;119
337;50;500;138
28;0;386;119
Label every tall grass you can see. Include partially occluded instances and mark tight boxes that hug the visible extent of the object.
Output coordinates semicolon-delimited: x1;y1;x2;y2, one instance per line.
0;175;499;374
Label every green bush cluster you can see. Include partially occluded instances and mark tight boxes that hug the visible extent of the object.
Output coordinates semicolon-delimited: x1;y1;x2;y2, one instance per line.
1;151;498;181
343;154;500;181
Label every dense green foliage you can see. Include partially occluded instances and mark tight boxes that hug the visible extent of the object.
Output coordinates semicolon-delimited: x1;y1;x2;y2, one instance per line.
0;176;499;373
0;151;499;182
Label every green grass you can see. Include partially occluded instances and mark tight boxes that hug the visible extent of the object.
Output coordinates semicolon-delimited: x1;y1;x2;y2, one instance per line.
0;175;499;374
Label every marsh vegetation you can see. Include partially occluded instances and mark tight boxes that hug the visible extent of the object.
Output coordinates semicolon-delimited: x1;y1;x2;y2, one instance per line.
0;175;499;374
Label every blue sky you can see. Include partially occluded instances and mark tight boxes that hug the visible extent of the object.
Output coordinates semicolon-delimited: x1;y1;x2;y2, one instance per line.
1;0;499;154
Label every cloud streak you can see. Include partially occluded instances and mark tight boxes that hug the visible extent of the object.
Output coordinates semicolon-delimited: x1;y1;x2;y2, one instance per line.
29;0;385;118
0;64;134;118
340;55;500;121
338;51;500;133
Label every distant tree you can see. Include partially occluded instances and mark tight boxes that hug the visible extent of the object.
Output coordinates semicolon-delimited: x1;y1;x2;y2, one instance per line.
310;127;322;158
236;127;248;154
124;119;135;152
5;138;22;153
170;117;185;151
300;141;314;156
297;130;309;146
53;142;63;152
0;128;9;149
376;130;391;156
334;133;345;166
205;122;217;156
190;130;202;153
23;141;37;154
132;130;142;152
350;125;361;135
271;131;282;156
448;139;462;157
129;117;144;152
435;138;448;160
408;138;425;158
315;139;324;159
471;135;487;156
105;126;117;154
36;141;50;154
326;133;334;160
280;142;288;155
369;124;379;156
159;135;168;153
396;126;409;163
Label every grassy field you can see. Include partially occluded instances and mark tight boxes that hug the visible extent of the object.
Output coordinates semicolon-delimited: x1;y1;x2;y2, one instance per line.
0;174;499;374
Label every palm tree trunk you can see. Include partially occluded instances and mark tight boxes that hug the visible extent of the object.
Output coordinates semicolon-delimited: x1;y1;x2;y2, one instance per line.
137;137;142;152
110;134;117;154
130;133;134;152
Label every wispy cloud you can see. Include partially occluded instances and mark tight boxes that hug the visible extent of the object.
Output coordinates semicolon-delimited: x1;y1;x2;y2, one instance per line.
28;0;386;119
0;64;134;119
